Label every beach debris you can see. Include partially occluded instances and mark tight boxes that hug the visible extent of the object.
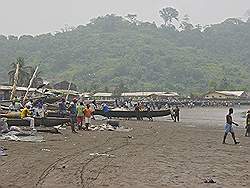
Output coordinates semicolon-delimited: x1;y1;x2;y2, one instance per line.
203;178;216;184
9;126;22;132
37;127;62;134
89;153;115;157
0;146;7;157
41;148;50;152
87;123;132;132
0;118;9;134
0;131;45;142
128;135;133;139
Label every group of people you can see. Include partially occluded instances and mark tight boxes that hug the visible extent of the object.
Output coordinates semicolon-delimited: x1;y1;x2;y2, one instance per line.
58;98;95;133
7;97;45;132
170;106;180;122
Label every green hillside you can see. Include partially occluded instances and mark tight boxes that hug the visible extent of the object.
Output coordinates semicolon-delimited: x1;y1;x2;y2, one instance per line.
1;14;250;94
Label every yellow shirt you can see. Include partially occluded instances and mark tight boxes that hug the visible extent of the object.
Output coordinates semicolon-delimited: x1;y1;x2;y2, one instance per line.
20;108;31;119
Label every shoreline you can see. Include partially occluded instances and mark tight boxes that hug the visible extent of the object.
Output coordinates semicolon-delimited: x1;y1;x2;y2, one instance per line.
0;108;250;188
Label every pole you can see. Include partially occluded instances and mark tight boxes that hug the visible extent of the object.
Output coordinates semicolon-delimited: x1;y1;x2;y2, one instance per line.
10;63;20;100
23;66;39;102
65;82;72;102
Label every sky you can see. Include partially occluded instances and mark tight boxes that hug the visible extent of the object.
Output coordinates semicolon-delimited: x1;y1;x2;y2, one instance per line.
0;0;250;36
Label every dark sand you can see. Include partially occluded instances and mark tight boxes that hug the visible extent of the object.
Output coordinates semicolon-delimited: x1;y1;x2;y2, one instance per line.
1;107;250;188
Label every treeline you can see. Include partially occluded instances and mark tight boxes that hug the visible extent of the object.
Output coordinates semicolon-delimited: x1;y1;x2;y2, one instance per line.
1;9;250;94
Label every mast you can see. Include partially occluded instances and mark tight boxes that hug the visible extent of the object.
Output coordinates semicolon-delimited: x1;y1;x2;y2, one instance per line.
10;63;20;100
23;66;39;102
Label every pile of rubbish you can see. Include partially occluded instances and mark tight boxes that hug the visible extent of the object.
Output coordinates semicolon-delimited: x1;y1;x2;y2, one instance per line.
88;121;132;132
0;118;44;142
0;146;7;157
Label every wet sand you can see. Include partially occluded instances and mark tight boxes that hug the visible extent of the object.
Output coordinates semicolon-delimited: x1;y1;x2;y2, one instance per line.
1;107;250;188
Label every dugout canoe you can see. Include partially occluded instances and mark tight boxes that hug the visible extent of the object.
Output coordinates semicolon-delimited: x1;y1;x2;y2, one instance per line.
93;109;171;118
5;117;70;127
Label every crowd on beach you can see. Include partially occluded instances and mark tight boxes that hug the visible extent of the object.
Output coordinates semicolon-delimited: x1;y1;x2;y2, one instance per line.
1;95;250;139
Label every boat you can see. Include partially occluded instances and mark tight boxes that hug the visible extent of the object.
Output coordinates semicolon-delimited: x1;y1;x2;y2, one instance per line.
4;117;70;127
94;109;171;118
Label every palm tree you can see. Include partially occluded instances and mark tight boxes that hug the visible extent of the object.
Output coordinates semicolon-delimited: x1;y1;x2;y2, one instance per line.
8;57;33;86
159;7;179;26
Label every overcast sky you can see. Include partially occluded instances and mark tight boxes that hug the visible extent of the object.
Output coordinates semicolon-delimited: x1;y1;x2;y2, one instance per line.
1;0;250;36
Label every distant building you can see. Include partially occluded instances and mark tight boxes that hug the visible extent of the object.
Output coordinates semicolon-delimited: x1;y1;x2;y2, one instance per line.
121;92;179;99
0;85;38;100
203;91;248;99
92;93;113;100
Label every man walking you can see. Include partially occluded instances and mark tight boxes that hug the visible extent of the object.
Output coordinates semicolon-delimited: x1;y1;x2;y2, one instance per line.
222;108;240;144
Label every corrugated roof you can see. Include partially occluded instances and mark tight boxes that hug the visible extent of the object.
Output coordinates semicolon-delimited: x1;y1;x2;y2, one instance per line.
215;91;246;97
121;92;179;97
93;93;113;97
0;85;37;92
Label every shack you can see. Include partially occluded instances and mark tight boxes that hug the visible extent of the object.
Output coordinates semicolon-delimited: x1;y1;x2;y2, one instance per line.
203;91;248;100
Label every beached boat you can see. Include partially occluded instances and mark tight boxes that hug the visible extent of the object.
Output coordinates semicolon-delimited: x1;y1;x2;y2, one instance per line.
5;117;70;127
94;109;171;118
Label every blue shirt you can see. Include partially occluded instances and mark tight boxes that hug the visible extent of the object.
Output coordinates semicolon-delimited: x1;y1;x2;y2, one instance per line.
103;105;110;113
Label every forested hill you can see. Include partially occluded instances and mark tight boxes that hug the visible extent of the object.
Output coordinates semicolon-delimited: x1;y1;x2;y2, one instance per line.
1;15;250;94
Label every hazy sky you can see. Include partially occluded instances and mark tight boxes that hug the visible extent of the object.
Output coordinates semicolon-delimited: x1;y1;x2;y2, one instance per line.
1;0;250;36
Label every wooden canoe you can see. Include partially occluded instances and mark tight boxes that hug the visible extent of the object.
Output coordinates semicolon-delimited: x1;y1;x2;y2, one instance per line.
94;109;171;118
5;117;70;127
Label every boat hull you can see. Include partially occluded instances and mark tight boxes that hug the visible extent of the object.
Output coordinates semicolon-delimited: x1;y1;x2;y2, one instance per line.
94;109;171;118
6;117;70;127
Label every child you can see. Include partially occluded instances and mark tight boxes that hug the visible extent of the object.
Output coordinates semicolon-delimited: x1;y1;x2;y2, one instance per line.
84;104;93;131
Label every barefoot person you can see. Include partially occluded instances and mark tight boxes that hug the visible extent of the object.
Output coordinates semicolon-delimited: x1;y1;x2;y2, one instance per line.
84;104;93;131
245;110;250;137
222;108;240;144
68;98;78;133
76;102;84;130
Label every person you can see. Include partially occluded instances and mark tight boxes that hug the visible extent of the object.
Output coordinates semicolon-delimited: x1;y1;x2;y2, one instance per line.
14;98;23;111
9;101;17;112
138;103;143;120
147;105;153;121
84;104;93;131
20;105;36;132
76;102;84;130
26;99;33;108
170;106;175;121
68;98;77;133
245;110;250;137
103;103;111;119
222;108;240;144
174;106;180;122
90;101;96;120
135;104;140;121
58;98;67;117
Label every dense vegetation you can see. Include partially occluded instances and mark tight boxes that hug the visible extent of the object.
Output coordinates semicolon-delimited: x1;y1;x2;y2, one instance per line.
1;12;250;95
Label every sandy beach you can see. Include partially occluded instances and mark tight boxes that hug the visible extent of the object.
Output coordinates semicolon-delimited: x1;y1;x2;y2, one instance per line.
1;107;250;188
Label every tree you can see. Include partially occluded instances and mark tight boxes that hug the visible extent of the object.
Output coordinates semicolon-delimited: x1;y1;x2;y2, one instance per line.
180;14;194;31
223;18;244;25
159;7;179;26
195;24;203;31
8;57;33;87
113;81;128;96
126;14;137;24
